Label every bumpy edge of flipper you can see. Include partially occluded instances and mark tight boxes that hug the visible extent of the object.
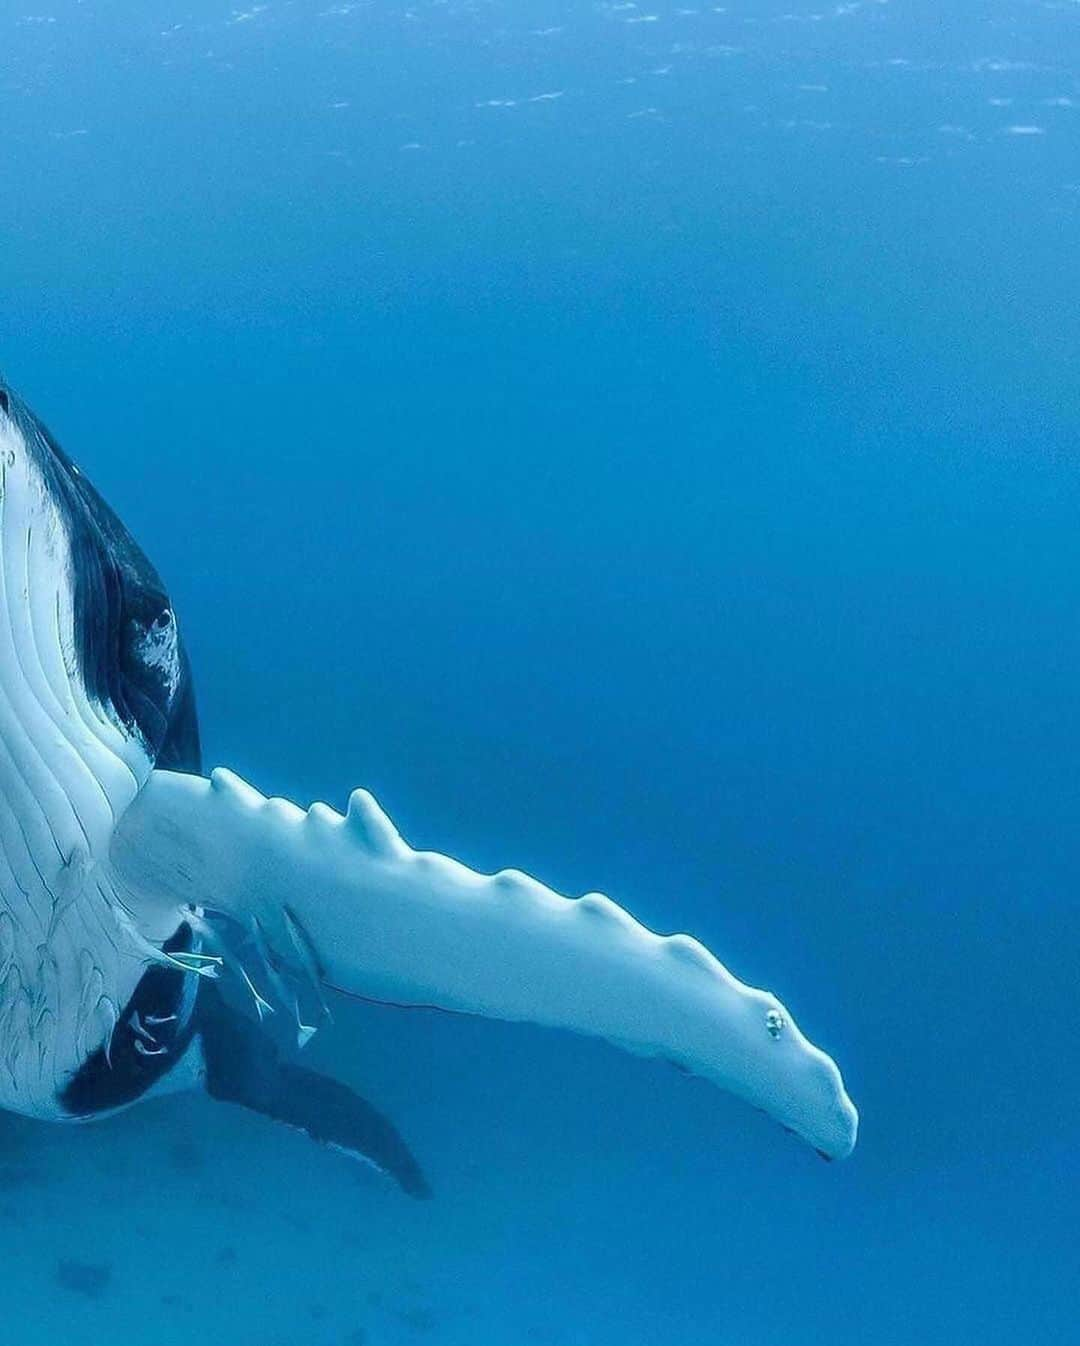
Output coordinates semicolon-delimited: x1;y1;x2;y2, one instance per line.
111;768;859;1161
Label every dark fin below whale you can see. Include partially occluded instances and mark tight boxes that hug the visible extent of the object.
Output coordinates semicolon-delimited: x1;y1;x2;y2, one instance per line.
194;984;431;1199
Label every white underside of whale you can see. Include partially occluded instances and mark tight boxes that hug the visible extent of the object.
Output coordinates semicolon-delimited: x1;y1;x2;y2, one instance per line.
0;417;165;1116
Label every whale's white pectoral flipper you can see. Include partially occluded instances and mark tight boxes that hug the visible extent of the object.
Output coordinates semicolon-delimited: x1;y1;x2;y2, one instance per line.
0;375;856;1169
111;767;859;1160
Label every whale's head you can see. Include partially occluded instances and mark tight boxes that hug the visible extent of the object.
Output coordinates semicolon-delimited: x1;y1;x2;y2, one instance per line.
0;374;199;773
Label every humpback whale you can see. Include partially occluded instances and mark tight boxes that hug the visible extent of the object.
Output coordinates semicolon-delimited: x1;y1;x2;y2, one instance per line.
0;375;857;1186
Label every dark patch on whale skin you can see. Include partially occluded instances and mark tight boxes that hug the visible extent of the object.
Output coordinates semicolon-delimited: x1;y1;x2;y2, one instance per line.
59;913;198;1121
60;924;200;1116
0;376;201;773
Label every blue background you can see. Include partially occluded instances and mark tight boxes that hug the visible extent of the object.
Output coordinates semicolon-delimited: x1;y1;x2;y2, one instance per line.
0;2;1077;1343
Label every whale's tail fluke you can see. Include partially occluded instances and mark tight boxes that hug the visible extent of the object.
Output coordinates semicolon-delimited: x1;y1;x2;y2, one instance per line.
111;766;858;1161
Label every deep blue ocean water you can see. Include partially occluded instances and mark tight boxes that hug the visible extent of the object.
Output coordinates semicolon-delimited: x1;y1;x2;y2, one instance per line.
1;1;1078;1342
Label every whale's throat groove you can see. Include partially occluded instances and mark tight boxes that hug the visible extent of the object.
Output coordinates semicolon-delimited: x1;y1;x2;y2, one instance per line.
0;411;151;1116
